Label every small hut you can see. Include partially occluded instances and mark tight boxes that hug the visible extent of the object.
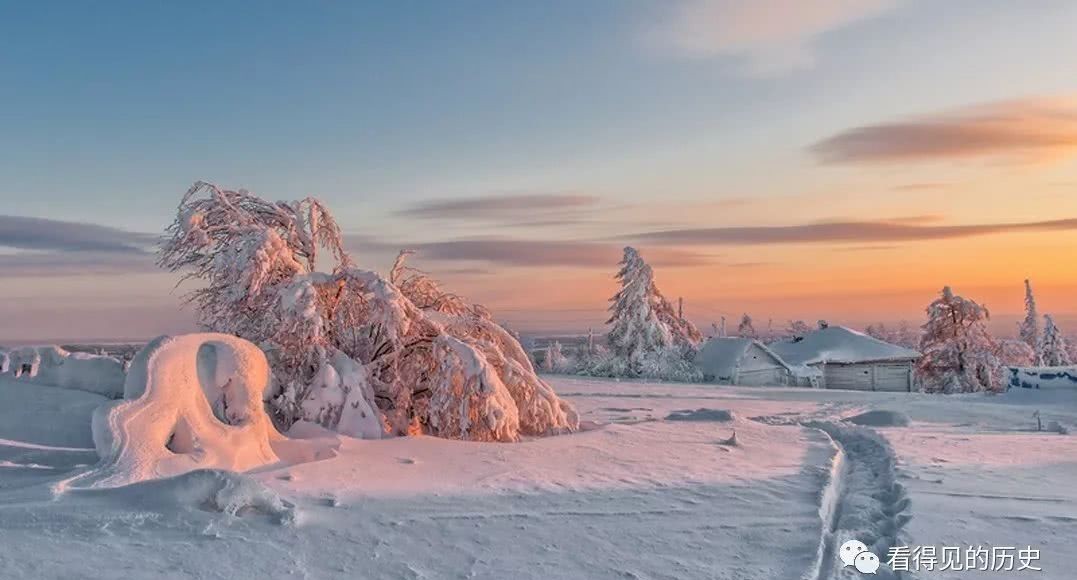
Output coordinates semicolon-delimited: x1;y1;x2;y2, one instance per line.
696;337;795;386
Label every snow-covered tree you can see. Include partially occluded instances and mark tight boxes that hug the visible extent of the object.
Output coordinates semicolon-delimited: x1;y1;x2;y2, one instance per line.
997;339;1036;368
1019;279;1042;365
786;319;811;339
891;320;920;349
1040;314;1071;367
637;346;703;382
864;322;888;342
541;341;572;373
917;286;1002;393
159;182;578;441
600;247;701;378
864;321;920;349
606;248;670;364
737;314;756;338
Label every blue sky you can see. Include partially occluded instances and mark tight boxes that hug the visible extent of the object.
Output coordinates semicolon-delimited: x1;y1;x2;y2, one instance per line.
3;1;1077;340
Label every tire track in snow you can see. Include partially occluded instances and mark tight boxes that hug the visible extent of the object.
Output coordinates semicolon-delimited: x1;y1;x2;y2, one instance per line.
799;421;912;580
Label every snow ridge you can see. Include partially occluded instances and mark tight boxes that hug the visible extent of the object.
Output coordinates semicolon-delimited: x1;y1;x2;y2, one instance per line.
804;427;847;580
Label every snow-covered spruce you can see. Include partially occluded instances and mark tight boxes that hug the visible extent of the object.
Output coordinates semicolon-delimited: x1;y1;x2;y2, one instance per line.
1040;314;1072;367
917;286;1003;393
65;334;282;489
1020;279;1042;366
158;182;577;442
584;246;702;380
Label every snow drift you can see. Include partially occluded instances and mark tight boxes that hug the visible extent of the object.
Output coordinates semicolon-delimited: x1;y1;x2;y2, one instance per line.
0;345;125;398
65;334;281;489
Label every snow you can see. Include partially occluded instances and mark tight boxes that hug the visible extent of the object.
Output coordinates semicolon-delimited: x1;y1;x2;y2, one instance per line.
1007;366;1077;390
665;408;735;421
65;334;282;489
1;370;1076;578
843;409;911;427
770;325;920;366
695;337;755;377
0;345;125;397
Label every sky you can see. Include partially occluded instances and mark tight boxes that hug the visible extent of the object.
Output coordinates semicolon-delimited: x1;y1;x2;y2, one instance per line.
3;0;1077;341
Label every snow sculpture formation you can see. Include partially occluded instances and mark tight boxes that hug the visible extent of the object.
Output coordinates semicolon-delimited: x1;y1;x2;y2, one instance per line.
74;334;281;488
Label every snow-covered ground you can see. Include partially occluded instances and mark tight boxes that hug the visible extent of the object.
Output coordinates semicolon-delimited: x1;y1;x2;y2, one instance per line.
1;374;1075;579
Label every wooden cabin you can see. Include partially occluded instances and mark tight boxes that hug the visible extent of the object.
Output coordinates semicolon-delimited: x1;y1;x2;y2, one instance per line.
770;326;920;391
696;337;795;386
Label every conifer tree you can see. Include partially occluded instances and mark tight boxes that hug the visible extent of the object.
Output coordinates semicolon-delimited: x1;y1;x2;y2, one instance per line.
1019;279;1042;365
604;247;701;376
1040;314;1072;367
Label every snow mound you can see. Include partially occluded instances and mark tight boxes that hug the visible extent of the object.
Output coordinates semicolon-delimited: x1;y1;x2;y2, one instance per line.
0;345;125;398
64;334;281;489
75;469;295;524
843;410;911;427
666;408;735;422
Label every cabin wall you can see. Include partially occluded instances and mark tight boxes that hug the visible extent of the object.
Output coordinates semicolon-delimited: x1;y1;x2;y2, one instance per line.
821;361;913;391
732;344;790;386
736;367;787;386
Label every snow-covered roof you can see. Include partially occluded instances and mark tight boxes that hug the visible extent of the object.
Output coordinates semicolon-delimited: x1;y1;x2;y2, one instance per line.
769;326;920;366
696;337;791;378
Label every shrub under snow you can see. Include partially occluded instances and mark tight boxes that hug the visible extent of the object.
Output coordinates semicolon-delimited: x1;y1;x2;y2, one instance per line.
158;182;577;442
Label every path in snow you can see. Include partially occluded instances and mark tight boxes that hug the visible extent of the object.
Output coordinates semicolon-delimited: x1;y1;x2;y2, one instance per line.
801;422;910;580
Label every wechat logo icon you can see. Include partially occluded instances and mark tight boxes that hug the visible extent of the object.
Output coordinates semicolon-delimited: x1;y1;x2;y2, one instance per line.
840;539;880;575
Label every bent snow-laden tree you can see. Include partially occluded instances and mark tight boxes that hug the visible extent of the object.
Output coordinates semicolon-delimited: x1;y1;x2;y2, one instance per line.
158;182;578;442
590;247;702;379
917;286;1002;393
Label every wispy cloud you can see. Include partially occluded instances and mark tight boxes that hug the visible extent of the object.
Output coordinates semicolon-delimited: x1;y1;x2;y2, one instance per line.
630;217;1077;245
0;215;154;254
0;251;158;277
651;0;899;75
0;215;157;277
388;238;712;268
396;192;601;221
811;96;1077;164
